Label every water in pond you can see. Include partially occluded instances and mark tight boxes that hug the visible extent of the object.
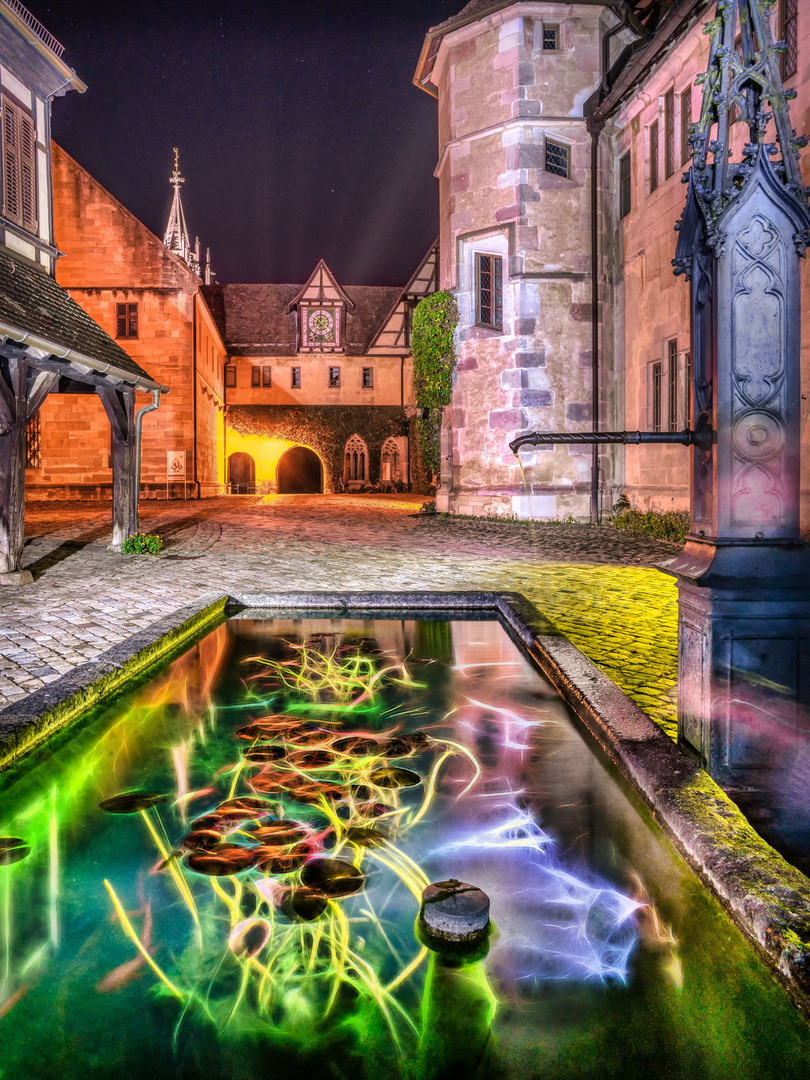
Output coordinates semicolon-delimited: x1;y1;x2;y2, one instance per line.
1;615;809;1080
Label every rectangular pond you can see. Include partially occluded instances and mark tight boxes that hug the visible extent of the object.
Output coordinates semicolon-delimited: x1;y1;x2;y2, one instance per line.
1;612;809;1079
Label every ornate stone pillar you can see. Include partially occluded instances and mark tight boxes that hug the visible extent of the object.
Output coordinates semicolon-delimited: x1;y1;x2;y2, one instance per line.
669;0;810;783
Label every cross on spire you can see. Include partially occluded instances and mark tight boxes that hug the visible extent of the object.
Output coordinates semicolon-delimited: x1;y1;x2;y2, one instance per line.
163;147;201;275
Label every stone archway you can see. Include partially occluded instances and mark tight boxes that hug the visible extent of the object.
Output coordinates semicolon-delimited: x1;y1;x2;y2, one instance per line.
277;445;322;494
228;451;255;494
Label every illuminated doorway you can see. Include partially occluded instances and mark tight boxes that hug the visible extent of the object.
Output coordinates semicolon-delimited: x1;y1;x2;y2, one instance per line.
277;446;322;494
228;451;256;494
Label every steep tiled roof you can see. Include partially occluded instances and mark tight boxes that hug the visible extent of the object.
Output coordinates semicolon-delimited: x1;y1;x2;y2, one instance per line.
200;282;402;357
0;251;162;387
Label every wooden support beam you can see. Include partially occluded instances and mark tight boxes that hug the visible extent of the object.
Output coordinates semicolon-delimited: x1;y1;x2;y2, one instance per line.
100;387;136;551
26;368;59;418
0;356;31;581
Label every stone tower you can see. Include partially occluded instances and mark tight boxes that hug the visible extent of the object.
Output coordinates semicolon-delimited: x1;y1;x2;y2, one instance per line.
415;2;621;519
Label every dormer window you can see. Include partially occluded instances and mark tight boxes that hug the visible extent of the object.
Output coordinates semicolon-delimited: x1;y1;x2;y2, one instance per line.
288;260;354;353
2;95;37;233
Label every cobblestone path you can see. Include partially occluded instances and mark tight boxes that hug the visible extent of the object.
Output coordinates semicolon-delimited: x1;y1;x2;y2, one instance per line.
0;495;680;736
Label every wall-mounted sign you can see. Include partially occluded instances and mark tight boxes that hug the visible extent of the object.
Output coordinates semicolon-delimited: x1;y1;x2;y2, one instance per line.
167;450;186;479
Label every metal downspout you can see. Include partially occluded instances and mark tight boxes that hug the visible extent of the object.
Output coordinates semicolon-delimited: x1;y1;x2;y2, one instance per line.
589;121;601;524
133;389;161;534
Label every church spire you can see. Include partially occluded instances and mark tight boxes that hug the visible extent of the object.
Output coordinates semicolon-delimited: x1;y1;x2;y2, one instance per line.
163;147;201;275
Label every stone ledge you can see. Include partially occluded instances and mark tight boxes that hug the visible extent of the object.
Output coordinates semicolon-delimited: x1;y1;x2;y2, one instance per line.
0;591;227;771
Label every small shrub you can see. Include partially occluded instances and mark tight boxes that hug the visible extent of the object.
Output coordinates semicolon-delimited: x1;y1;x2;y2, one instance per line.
610;508;690;544
122;531;163;555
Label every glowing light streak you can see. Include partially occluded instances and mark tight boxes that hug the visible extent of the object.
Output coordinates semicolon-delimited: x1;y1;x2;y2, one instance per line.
48;786;59;947
103;880;183;1000
139;809;201;943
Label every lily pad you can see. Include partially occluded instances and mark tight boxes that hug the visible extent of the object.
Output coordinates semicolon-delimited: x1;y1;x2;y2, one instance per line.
370;767;422;790
280;887;329;922
185;845;258;876
0;837;31;866
300;858;365;898
99;791;169;814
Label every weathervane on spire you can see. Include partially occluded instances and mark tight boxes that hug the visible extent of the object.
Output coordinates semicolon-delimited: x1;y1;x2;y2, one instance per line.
163;147;201;276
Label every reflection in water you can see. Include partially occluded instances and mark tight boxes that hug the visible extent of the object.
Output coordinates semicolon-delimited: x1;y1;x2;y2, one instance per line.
0;618;808;1079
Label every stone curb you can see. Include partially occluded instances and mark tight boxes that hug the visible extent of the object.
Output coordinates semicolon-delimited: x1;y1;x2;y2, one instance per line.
1;586;809;1010
0;591;227;771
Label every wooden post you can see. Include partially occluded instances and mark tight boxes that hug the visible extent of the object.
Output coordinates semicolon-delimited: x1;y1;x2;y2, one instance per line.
99;386;136;551
0;356;28;582
0;358;58;584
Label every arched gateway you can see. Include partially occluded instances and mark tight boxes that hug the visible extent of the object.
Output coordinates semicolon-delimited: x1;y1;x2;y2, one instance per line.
277;446;322;494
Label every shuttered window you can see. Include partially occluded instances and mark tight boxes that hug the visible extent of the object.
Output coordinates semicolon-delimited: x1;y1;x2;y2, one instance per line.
2;96;37;234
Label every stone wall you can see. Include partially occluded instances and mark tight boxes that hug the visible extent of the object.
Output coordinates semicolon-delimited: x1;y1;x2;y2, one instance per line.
608;2;810;526
432;3;609;520
226;405;421;493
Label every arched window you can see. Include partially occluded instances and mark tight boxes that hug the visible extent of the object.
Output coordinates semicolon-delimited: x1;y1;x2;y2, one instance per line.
381;436;403;486
343;434;369;486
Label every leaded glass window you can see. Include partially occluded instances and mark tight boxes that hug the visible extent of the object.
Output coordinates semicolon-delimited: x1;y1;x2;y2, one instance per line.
680;89;692;165
781;0;798;80
25;412;41;468
620;153;632;219
664;89;675;178
652;361;662;432
543;26;558;50
649;120;659;192
475;254;503;331
545;140;569;178
116;303;138;339
667;339;678;432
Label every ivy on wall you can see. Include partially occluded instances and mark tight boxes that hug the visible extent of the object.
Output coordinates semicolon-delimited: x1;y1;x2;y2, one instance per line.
411;291;459;479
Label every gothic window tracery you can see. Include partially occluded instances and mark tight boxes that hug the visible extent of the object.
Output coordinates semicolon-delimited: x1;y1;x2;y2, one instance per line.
344;434;368;485
381;437;402;486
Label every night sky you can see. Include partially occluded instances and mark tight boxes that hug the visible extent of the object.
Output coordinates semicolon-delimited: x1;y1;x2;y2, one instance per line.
37;0;462;287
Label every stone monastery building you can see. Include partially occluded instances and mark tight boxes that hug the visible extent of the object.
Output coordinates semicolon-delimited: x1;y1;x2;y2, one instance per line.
7;0;810;528
415;0;809;527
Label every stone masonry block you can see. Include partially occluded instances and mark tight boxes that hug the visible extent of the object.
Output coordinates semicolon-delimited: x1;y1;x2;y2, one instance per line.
489;408;525;430
520;389;553;407
516;227;539;251
517;61;535;86
566;403;592;422
518;144;546;170
455;355;479;372
515;318;536;335
578;350;593;368
501;370;523;390
515;350;546;368
451;172;471;194
495;203;521;223
570;303;593;322
517;183;542;203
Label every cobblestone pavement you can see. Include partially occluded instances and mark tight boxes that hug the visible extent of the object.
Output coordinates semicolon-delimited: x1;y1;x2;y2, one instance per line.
0;495;681;736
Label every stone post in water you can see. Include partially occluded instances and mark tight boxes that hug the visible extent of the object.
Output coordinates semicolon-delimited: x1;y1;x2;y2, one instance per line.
669;0;810;782
416;879;497;1080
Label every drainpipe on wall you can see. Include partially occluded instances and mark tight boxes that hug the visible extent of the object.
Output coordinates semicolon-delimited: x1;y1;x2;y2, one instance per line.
133;388;161;534
223;357;232;495
589;119;602;524
192;295;198;498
